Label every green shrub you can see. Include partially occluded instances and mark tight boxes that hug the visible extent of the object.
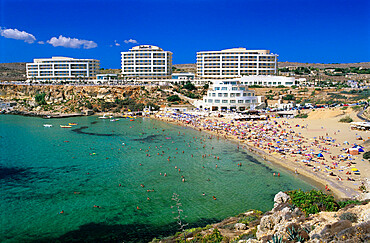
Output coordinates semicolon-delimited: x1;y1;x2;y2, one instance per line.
339;212;357;222
363;151;370;160
167;95;181;102
286;189;338;216
238;215;257;225
337;199;362;208
283;94;295;100
339;115;353;123
296;113;308;118
35;93;47;105
183;82;196;91
202;228;223;243
340;106;348;110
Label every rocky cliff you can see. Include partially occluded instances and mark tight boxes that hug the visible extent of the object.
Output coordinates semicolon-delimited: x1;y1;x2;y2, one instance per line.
0;84;183;115
153;191;369;243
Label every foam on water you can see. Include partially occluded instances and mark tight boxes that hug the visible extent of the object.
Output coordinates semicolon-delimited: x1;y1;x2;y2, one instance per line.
0;115;315;242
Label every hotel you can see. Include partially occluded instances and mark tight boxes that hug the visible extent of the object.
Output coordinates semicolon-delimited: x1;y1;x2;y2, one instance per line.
26;57;100;83
196;48;278;79
196;79;264;111
121;45;172;79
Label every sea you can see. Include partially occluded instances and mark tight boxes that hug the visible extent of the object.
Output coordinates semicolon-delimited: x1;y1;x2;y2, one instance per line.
0;115;315;242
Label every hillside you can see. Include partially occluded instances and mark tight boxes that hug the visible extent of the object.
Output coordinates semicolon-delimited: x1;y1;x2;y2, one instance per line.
278;62;370;69
0;62;27;81
0;84;191;116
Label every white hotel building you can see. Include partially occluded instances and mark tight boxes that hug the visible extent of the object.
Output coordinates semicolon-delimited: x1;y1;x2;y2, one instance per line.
236;75;296;86
196;79;264;111
121;45;172;79
26;57;100;83
196;48;278;79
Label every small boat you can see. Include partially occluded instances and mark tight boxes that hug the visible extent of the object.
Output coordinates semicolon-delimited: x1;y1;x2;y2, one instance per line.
60;125;72;128
68;123;78;126
99;114;109;119
110;119;119;122
43;124;52;127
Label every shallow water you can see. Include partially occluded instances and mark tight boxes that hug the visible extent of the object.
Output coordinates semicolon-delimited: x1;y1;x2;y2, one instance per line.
0;115;315;242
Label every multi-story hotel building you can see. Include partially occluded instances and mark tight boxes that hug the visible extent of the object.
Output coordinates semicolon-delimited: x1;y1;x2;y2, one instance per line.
26;57;100;83
196;48;278;79
196;79;264;111
121;45;172;79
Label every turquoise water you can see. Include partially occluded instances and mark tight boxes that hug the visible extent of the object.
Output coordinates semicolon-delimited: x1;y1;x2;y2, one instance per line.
0;115;315;242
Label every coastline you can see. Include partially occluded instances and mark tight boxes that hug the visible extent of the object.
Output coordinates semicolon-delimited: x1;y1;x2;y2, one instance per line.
151;112;368;200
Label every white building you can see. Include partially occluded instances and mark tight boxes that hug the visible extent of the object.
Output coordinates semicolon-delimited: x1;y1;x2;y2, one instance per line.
172;72;195;81
121;45;172;80
96;74;119;82
236;75;296;86
26;57;100;83
196;79;264;111
196;48;278;79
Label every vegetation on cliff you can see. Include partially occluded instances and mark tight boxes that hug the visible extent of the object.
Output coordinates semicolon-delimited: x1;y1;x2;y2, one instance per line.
152;190;369;243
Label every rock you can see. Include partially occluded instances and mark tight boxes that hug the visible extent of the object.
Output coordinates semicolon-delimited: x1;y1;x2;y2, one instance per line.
329;220;352;234
273;191;290;208
291;207;304;218
245;239;259;243
234;223;247;231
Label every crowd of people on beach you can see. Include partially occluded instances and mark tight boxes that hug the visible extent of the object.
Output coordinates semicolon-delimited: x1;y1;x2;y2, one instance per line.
155;112;366;195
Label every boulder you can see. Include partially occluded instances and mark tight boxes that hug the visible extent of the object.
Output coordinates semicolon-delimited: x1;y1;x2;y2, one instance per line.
234;223;247;231
329;220;352;234
273;191;290;208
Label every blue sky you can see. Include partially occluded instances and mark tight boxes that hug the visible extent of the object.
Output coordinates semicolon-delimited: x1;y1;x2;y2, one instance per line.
0;0;369;68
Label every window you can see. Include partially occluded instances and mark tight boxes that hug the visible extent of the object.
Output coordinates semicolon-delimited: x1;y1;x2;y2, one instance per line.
230;93;235;97
239;87;245;90
243;93;247;96
212;93;216;97
215;87;220;90
245;100;251;103
208;99;213;103
232;87;238;91
215;99;220;103
230;100;236;103
238;100;244;103
222;100;228;103
236;93;241;97
223;93;228;97
218;93;222;97
221;87;227;90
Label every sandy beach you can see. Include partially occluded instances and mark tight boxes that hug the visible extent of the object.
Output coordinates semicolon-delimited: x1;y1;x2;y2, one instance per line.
152;107;370;200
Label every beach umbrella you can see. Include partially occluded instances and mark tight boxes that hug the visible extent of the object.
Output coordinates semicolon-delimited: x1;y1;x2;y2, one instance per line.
351;168;359;172
358;148;365;152
317;153;324;158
